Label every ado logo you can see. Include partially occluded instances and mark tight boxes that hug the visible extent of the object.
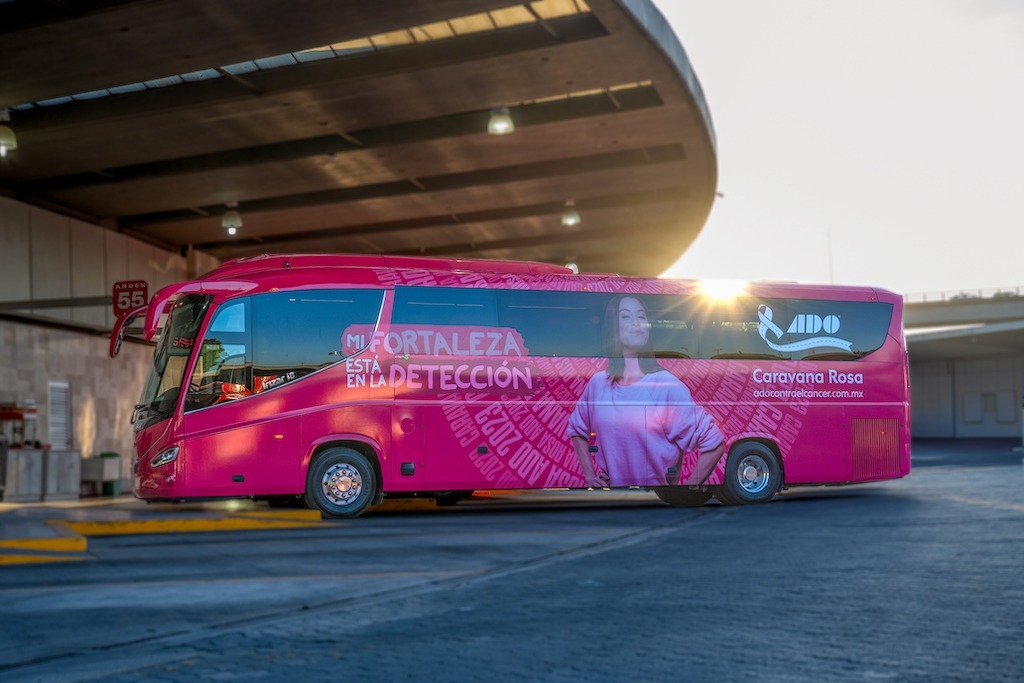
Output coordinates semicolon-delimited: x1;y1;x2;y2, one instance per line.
758;305;853;353
786;313;841;335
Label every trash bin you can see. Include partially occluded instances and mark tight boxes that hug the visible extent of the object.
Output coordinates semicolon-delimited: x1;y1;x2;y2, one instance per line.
99;452;121;496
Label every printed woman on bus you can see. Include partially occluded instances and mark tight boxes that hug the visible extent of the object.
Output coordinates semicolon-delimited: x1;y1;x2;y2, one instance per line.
566;295;725;488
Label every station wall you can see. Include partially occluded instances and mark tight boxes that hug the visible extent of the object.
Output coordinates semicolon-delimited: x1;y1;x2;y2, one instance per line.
0;320;152;462
0;196;198;328
0;195;217;470
910;356;1024;439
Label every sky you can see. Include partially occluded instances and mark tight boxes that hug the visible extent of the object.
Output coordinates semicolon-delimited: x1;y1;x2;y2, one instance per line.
655;0;1023;297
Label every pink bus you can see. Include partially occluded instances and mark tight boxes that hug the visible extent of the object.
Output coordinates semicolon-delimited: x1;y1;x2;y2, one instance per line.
114;253;910;517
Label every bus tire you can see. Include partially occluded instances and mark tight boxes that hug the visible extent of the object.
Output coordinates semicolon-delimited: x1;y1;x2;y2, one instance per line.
716;442;781;506
652;487;712;507
305;447;377;518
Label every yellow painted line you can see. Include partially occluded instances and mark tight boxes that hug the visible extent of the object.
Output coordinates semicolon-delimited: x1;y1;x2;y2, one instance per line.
0;521;88;565
0;508;332;564
373;499;438;512
0;554;87;565
232;509;323;521
0;535;87;552
63;517;324;536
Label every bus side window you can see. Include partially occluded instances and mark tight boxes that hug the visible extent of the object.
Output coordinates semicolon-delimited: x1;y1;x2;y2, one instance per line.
646;296;695;359
495;291;696;359
695;298;894;361
394;286;498;327
251;289;385;389
185;299;252;411
496;290;603;357
700;320;783;360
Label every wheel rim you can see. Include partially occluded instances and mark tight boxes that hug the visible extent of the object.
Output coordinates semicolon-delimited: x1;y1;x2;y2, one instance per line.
321;462;363;506
735;454;771;494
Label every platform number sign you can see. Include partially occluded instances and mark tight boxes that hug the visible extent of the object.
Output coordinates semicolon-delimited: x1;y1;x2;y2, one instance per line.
113;280;148;316
109;280;149;358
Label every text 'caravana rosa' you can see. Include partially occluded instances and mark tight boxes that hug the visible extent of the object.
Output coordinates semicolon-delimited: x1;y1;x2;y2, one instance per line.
752;368;864;385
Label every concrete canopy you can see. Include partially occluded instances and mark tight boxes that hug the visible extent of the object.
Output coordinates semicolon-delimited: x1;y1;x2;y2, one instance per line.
905;295;1024;361
0;0;717;277
907;321;1024;361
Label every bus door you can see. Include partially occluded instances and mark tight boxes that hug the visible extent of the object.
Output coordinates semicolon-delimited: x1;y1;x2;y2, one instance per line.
387;286;506;490
388;353;490;491
180;297;301;496
389;369;429;490
385;332;450;490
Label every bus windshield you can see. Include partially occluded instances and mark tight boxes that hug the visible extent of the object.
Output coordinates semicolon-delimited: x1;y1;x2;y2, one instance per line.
134;293;213;431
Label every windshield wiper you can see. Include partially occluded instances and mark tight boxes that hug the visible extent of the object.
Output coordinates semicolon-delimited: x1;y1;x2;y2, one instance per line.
132;402;164;425
133;390;179;424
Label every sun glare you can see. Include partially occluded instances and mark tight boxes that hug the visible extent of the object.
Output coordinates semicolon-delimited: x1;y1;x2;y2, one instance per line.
698;279;748;300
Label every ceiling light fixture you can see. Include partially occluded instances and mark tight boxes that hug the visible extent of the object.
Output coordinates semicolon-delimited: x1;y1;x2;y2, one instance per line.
0;109;17;158
487;107;514;136
222;202;242;235
561;200;580;227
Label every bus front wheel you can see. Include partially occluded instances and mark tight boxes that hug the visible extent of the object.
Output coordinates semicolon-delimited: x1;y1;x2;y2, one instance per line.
305;447;377;518
715;442;781;506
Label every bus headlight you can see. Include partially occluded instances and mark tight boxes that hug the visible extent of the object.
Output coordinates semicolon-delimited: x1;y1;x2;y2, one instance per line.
150;446;179;468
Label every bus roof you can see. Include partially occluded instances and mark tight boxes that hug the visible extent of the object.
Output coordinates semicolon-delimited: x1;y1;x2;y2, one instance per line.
204;253;576;281
121;253;901;349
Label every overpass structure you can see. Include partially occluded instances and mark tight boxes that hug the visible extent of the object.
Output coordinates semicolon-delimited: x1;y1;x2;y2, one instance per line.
906;292;1024;439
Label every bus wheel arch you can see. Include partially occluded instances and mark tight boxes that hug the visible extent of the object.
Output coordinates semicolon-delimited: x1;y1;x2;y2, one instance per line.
304;443;381;518
715;439;783;506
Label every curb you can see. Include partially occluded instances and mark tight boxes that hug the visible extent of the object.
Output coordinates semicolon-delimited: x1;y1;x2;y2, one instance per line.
0;509;325;566
0;499;455;565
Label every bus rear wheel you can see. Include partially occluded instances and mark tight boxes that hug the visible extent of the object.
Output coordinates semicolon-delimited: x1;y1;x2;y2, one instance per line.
715;442;781;506
305;447;377;518
653;487;712;507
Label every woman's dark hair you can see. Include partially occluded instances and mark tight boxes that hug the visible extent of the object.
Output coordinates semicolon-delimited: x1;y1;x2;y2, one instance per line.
603;295;663;381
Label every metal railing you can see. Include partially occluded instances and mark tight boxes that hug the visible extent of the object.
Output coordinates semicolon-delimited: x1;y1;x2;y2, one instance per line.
904;286;1024;303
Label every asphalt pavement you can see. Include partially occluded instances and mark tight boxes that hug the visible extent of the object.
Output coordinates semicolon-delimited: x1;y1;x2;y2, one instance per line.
0;438;1022;682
